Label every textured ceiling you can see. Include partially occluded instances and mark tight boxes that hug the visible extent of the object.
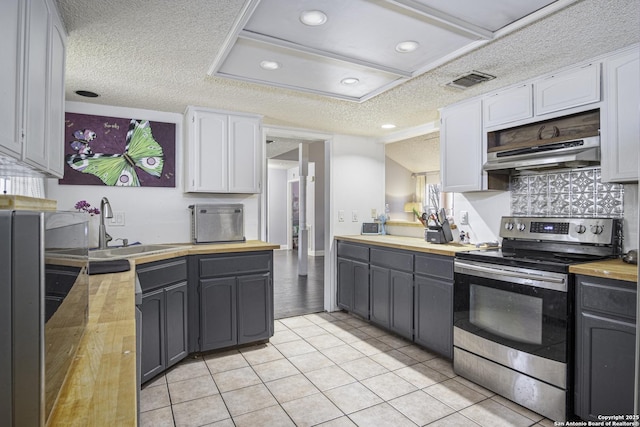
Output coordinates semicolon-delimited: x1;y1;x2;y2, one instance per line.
56;0;639;138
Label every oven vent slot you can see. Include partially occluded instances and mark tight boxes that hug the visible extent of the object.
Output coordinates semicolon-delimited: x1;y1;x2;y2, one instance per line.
445;71;496;89
496;139;585;158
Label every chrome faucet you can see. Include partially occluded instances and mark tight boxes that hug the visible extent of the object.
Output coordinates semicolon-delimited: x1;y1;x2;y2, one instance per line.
99;197;113;249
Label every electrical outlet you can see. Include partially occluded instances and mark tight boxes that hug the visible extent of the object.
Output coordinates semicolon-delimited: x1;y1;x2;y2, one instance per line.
352;210;358;222
338;210;344;222
460;210;469;225
109;211;126;226
371;208;377;218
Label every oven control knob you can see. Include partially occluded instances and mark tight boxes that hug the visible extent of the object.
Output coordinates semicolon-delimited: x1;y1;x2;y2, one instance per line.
575;225;587;234
504;222;514;231
517;223;526;231
590;224;604;235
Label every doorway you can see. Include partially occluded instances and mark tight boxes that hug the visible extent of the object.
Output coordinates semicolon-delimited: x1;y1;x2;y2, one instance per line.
265;133;328;318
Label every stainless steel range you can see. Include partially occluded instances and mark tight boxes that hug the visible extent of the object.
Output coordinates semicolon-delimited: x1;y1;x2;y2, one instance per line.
453;216;622;422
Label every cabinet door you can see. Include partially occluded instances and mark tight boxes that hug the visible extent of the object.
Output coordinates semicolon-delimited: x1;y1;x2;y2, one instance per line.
0;0;23;157
370;265;390;329
23;0;50;170
483;84;533;128
237;273;272;344
534;63;600;115
389;270;413;340
414;275;453;358
189;110;228;192
200;277;237;351
575;312;636;420
352;260;370;319
165;282;188;368
337;257;354;311
601;48;639;183
46;8;65;177
229;115;261;193
441;99;484;192
141;288;165;383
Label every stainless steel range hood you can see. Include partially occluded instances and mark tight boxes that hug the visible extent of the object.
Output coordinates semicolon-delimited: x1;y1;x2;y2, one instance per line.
483;135;600;171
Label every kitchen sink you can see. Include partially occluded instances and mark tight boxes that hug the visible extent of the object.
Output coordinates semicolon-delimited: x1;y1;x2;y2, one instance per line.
89;244;182;260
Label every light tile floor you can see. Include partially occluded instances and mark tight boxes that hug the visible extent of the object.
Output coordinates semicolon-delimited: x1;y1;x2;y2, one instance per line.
141;311;556;427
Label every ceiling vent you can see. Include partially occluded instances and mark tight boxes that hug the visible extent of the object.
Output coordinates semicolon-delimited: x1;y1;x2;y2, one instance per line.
445;71;496;89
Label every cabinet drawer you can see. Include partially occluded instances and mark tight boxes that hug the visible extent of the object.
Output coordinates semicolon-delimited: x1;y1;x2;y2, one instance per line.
200;252;271;278
337;241;369;262
578;276;637;320
370;248;413;272
137;258;187;292
414;254;453;280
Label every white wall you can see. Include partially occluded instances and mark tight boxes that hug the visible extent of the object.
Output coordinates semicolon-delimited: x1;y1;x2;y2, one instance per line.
46;102;261;245
623;183;638;253
267;166;287;246
326;134;385;311
453;191;511;244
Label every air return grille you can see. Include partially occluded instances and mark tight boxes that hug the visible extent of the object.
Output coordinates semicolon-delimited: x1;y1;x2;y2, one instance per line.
446;71;496;89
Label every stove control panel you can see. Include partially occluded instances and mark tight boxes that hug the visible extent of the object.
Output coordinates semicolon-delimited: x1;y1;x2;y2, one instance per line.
500;216;620;245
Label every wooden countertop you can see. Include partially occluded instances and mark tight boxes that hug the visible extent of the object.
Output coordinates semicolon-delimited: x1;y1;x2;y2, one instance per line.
335;234;477;256
570;258;638;283
48;241;279;426
48;263;137;426
124;240;280;264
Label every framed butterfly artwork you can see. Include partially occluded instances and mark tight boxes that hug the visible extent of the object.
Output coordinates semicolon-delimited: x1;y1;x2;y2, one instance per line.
58;112;176;187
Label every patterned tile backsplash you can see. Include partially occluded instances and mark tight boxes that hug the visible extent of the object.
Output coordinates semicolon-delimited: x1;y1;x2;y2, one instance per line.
510;167;624;217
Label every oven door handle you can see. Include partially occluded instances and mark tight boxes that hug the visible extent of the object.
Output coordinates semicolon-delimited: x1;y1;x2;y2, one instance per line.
455;261;567;292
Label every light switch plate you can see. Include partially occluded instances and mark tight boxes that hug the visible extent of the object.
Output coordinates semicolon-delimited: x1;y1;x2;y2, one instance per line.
338;210;344;222
460;210;469;225
109;211;126;226
352;210;358;222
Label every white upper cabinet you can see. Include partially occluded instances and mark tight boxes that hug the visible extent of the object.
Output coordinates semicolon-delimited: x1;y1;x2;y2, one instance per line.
0;0;66;177
46;10;66;178
534;63;601;115
0;1;24;157
185;107;262;193
441;98;484;192
23;0;50;171
228;115;262;193
600;47;639;183
483;84;533;128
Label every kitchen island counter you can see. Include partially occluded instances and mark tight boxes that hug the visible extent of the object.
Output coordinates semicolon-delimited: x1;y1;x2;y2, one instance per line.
48;240;278;426
570;258;638;283
335;234;477;256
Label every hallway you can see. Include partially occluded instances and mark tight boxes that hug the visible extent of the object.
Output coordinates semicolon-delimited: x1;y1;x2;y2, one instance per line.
273;250;324;319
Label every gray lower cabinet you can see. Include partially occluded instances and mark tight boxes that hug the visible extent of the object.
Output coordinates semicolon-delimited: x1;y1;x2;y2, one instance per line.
138;258;189;384
335;240;456;358
414;253;454;358
200;277;236;350
191;251;274;353
575;275;637;420
369;248;413;340
337;241;369;318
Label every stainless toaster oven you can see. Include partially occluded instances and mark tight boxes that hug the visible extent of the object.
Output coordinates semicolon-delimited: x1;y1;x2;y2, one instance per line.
189;204;245;244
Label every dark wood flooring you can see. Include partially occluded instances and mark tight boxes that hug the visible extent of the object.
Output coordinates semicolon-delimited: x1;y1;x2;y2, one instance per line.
273;250;324;319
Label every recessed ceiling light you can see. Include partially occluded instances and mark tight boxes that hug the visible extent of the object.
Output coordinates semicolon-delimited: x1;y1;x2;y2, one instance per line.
260;60;281;70
340;77;359;85
395;41;420;53
75;90;99;98
381;124;396;129
300;10;327;26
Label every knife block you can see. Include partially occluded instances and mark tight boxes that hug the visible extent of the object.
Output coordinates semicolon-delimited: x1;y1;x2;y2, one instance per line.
425;227;447;244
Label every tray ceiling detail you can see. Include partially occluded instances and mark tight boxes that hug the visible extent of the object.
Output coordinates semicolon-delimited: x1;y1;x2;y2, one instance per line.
209;0;557;102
